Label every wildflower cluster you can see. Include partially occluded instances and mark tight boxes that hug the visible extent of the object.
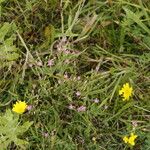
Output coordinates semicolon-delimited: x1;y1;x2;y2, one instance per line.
123;133;138;146
68;104;86;112
11;82;137;147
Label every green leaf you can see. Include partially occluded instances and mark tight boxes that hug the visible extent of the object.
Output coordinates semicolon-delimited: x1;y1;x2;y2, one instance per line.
124;8;150;35
0;109;33;149
17;121;33;133
0;23;19;67
44;24;55;44
0;22;11;42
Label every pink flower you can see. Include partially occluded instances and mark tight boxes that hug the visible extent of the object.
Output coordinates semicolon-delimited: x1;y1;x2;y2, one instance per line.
77;106;86;112
76;91;81;97
77;76;81;80
28;64;33;67
132;120;138;128
93;98;99;103
27;105;32;111
68;104;75;110
42;132;49;138
47;59;54;67
63;50;70;54
64;73;69;79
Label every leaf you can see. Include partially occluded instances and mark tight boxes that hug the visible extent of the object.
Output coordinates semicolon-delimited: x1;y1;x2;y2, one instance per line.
44;24;55;44
124;8;150;35
0;109;33;149
0;23;19;68
14;139;28;149
17;121;33;133
0;22;11;42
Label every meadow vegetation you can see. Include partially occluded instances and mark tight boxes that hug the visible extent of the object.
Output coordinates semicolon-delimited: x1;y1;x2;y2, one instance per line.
0;0;150;149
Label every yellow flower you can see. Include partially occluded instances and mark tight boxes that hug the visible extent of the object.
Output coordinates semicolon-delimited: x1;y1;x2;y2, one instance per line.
119;83;133;100
128;133;138;146
123;136;128;143
12;101;27;114
123;133;137;146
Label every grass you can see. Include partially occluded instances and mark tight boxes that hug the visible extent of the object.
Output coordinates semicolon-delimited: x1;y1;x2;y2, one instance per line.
0;0;150;149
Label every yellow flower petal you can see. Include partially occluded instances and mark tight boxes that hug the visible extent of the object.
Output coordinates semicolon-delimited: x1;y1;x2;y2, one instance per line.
12;101;27;114
119;83;133;101
123;133;137;146
123;136;129;143
119;89;123;95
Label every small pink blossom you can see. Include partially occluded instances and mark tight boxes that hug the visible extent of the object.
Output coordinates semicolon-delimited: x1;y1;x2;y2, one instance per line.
27;105;32;111
28;64;33;67
76;91;81;97
77;106;86;112
132;120;138;128
68;104;75;110
77;76;81;80
64;73;69;79
47;59;54;67
93;98;99;103
63;50;70;54
42;132;49;138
